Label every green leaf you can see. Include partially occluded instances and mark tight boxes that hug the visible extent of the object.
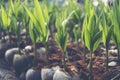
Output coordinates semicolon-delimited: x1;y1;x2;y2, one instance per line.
24;6;37;26
1;6;11;31
55;33;61;49
106;26;113;48
29;21;40;44
42;5;49;23
73;25;81;42
92;31;102;51
100;9;113;48
10;0;15;16
63;33;69;52
85;0;90;15
10;0;21;17
112;33;118;47
82;16;87;45
85;29;91;51
34;0;46;33
34;0;48;43
1;6;8;27
11;16;17;32
29;21;35;43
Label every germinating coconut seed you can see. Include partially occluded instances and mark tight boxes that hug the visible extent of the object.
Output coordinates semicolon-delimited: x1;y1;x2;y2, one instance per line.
5;48;19;65
26;68;41;80
13;54;33;76
41;66;60;80
20;71;26;80
53;69;71;80
0;75;4;80
41;68;55;80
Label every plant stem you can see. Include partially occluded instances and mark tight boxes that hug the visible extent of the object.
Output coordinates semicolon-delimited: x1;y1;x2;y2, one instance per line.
106;48;109;72
83;46;86;62
34;43;37;57
33;43;37;66
8;31;11;45
25;20;29;43
45;43;48;65
118;48;120;60
17;36;21;55
89;51;94;80
62;51;67;70
17;22;21;55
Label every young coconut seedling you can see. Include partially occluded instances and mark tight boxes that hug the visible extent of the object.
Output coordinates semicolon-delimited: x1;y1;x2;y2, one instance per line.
0;7;6;41
71;9;83;50
82;6;102;80
64;9;81;42
99;6;113;72
111;1;120;61
28;20;40;65
66;8;82;41
55;11;69;70
24;0;49;64
1;6;11;43
10;0;23;54
81;0;91;62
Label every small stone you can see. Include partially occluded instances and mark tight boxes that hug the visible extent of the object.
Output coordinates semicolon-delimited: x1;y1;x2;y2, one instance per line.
110;45;116;49
24;45;33;53
109;49;117;54
109;49;118;56
4;35;10;40
20;29;26;36
36;47;46;60
52;66;60;71
108;61;117;67
36;47;46;55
